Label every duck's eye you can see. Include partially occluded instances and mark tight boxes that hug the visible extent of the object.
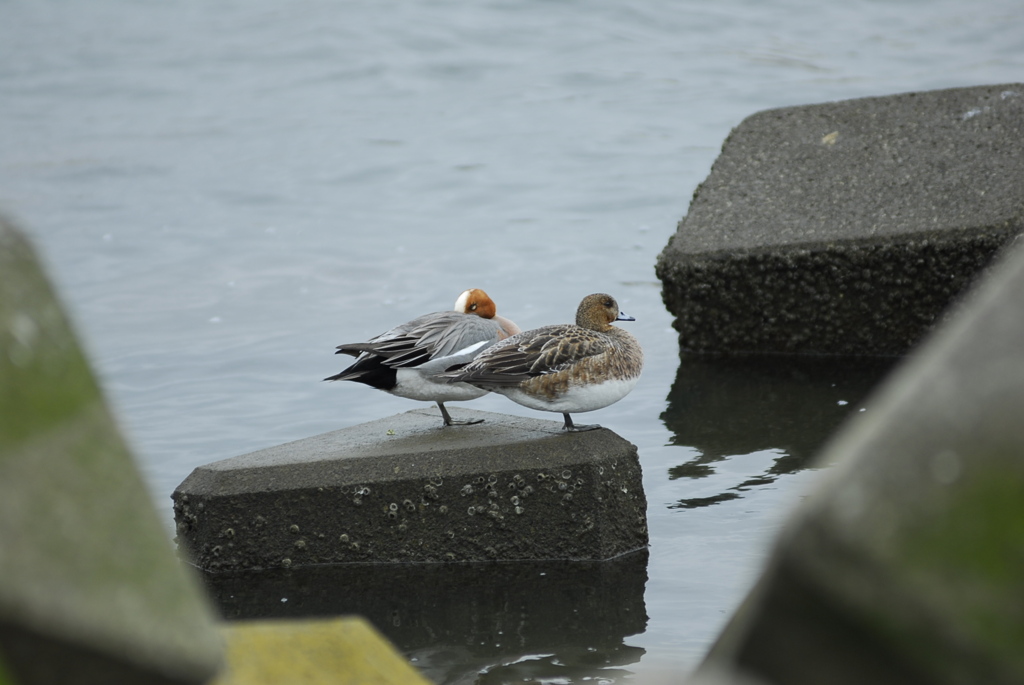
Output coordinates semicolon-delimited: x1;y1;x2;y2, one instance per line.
604;300;613;307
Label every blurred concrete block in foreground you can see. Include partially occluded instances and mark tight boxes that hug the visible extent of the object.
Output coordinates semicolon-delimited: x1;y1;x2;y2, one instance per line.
212;617;431;685
0;217;223;684
698;234;1024;683
657;83;1024;355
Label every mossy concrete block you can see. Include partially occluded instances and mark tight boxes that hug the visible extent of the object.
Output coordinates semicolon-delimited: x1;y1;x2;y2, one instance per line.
701;235;1024;683
212;617;431;685
173;408;648;571
656;83;1024;356
0;218;223;685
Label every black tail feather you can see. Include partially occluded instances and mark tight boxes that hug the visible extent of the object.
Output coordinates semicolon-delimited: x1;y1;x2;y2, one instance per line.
324;355;397;390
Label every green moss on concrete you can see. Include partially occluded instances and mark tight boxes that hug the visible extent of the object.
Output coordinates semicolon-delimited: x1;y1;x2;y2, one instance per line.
898;463;1024;670
0;228;97;451
0;218;223;684
905;466;1024;586
213;617;431;685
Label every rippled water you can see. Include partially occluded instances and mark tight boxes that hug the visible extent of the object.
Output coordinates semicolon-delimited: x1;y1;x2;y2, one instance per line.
2;0;1022;680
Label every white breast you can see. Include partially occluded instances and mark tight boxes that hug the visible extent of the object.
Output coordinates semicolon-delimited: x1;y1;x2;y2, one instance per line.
496;376;640;413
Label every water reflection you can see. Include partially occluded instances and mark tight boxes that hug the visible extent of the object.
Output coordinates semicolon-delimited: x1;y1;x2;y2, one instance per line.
203;550;648;684
661;354;897;509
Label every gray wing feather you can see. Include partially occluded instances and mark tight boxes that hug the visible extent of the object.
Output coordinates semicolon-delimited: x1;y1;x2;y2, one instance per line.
335;312;502;369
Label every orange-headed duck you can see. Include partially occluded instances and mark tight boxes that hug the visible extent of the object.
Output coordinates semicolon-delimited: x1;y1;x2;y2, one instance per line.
325;288;520;426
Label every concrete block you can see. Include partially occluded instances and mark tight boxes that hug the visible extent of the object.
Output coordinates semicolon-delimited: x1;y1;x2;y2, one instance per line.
656;83;1024;355
174;408;648;571
0;218;223;684
212;617;431;685
699;234;1024;683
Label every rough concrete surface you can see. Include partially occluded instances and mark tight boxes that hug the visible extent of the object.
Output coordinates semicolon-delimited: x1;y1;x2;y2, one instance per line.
657;83;1024;356
699;234;1024;683
0;218;223;685
174;408;648;571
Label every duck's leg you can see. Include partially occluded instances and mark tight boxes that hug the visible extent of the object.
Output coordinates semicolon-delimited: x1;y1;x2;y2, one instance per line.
438;402;484;426
562;413;600;432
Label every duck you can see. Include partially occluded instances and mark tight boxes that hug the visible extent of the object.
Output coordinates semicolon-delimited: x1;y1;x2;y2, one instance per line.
324;289;521;426
442;293;643;431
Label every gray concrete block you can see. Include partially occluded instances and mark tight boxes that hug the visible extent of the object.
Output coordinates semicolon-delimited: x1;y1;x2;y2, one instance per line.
0;218;222;685
698;234;1024;683
174;408;648;571
656;83;1024;356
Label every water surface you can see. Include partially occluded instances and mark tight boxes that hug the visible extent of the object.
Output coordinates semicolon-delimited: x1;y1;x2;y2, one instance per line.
2;0;1021;680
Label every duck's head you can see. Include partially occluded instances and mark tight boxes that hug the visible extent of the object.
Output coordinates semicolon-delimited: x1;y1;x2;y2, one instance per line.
454;288;497;319
576;293;634;331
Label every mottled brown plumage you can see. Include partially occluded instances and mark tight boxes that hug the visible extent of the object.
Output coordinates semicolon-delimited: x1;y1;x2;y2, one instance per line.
443;293;643;431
